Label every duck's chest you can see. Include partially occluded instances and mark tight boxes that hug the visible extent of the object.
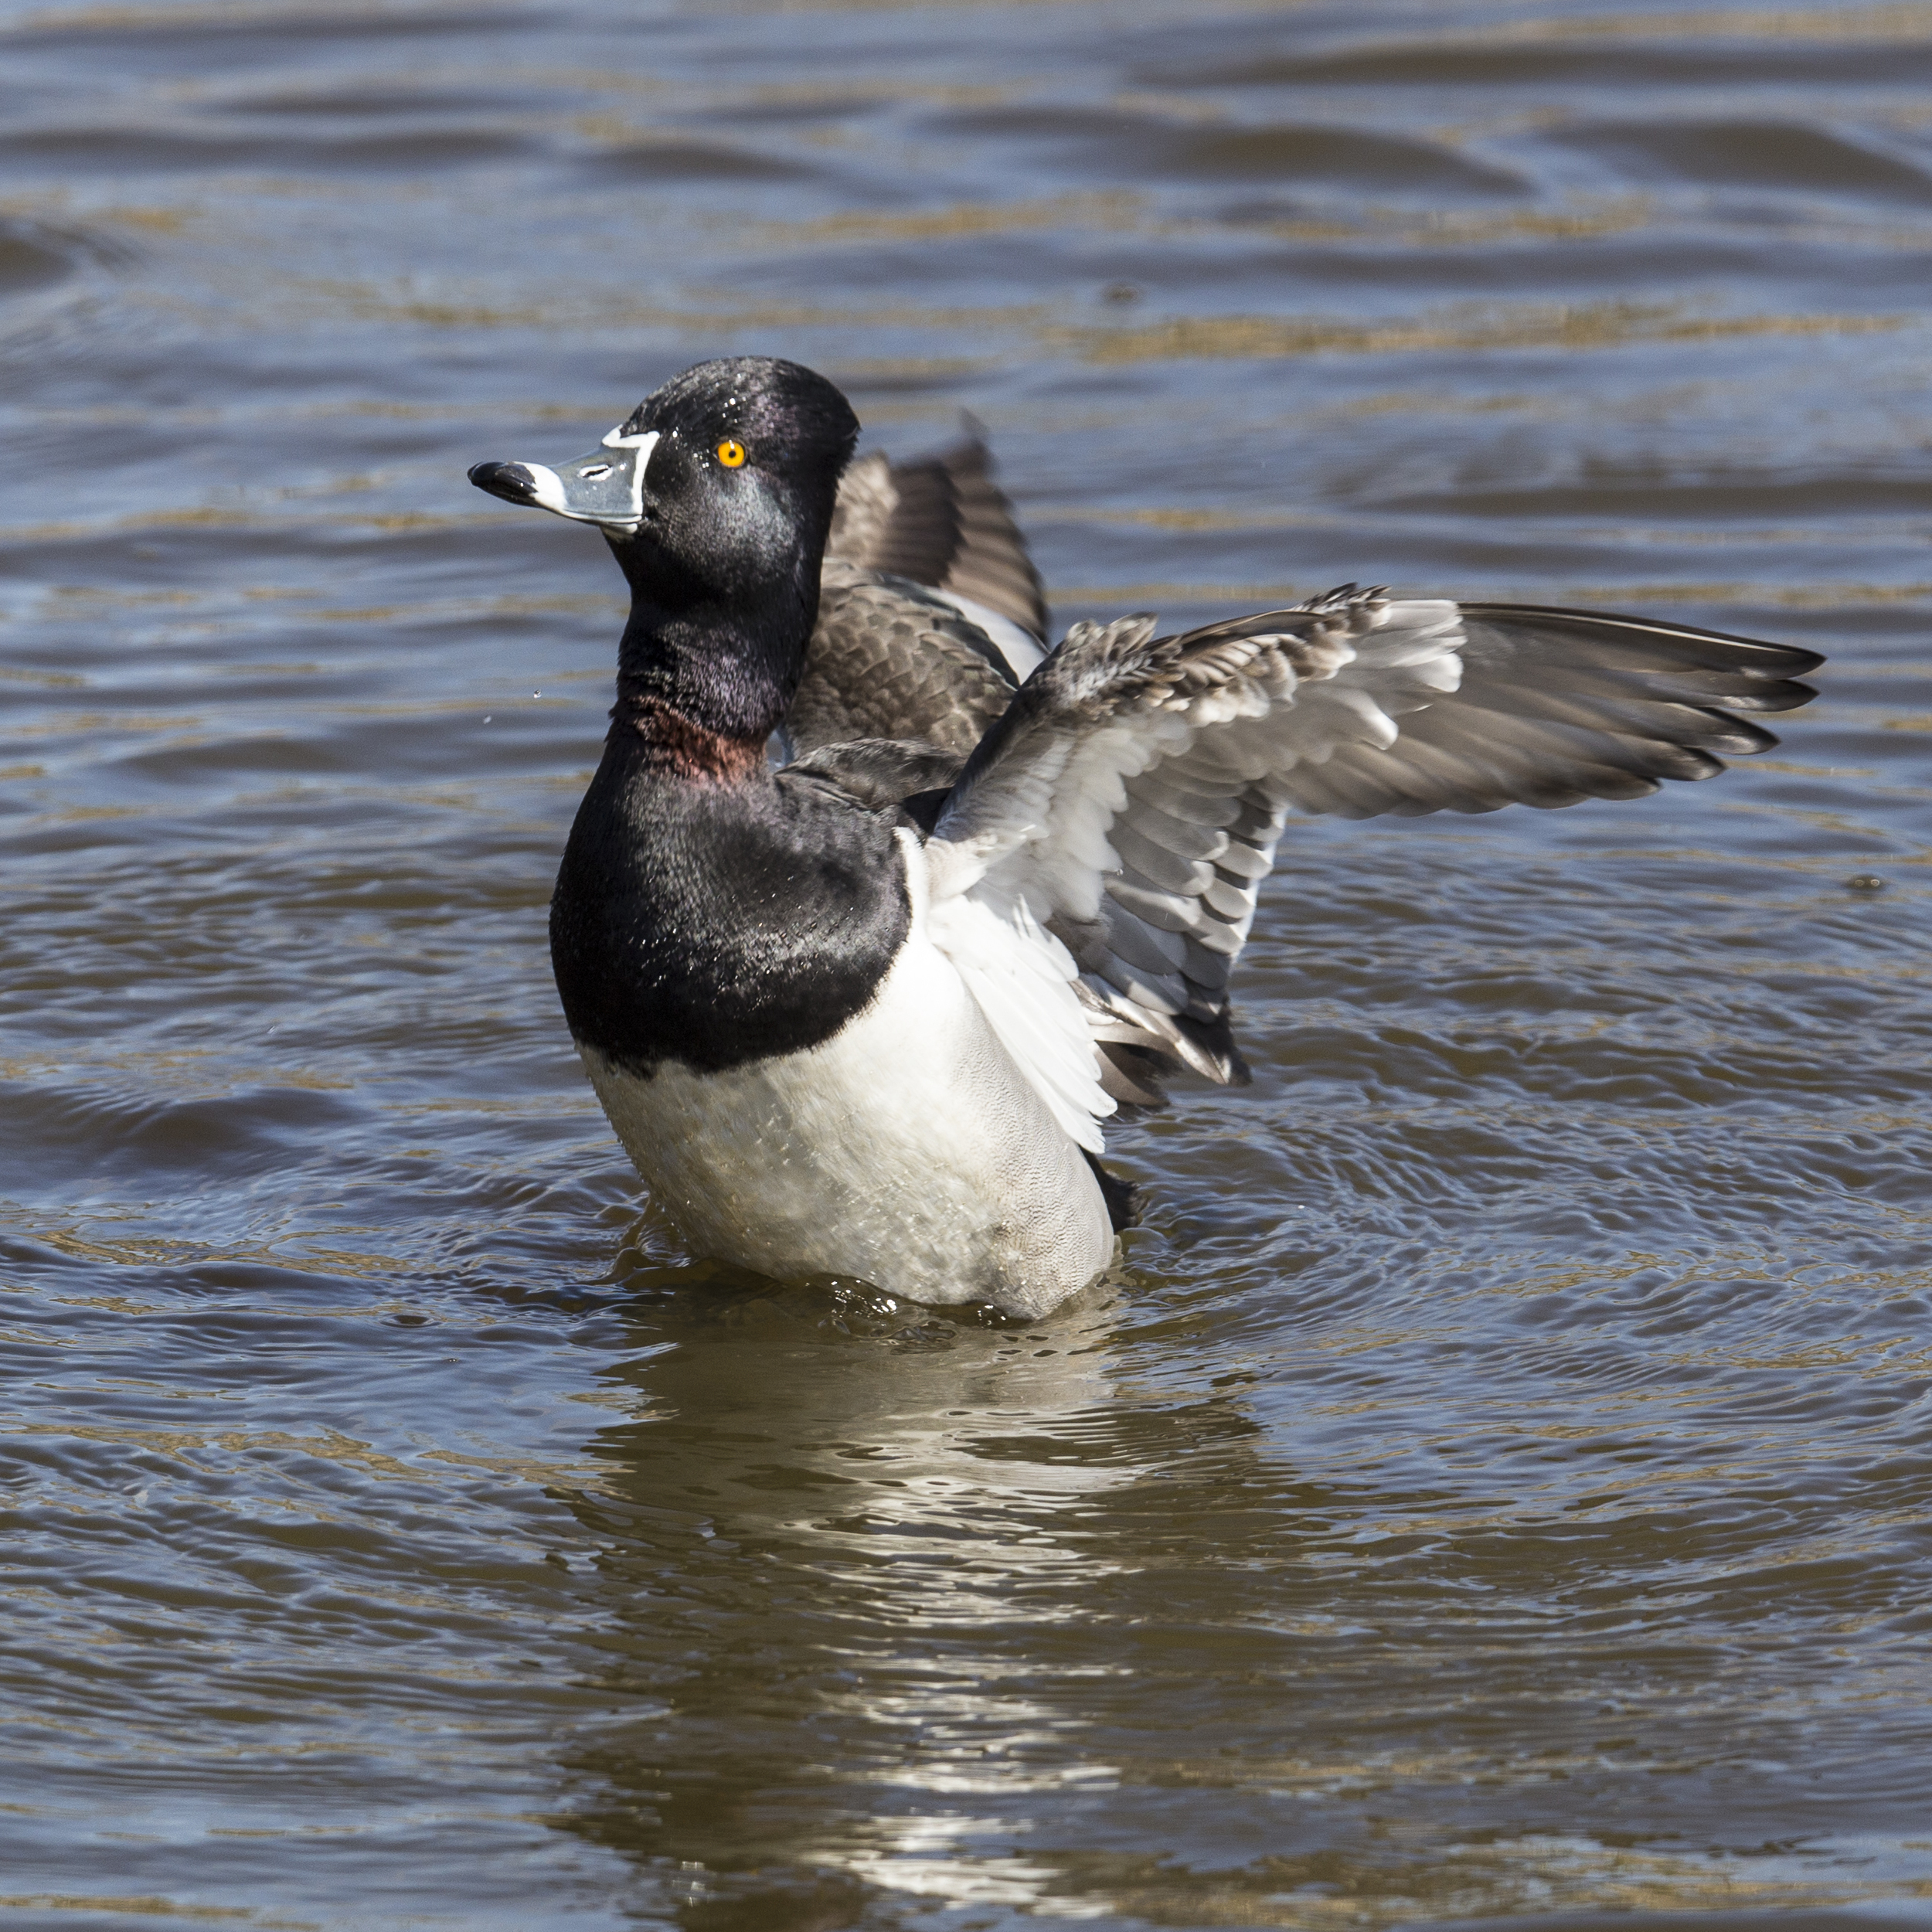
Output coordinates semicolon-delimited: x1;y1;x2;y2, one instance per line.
577;925;1112;1308
545;749;1114;1308
549;753;910;1075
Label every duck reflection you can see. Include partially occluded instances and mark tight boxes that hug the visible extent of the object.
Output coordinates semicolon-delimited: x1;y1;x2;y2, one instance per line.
546;1249;1271;1927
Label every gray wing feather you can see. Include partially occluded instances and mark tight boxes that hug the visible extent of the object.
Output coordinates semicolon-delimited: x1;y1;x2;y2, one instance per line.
790;430;1053;757
784;737;966;811
826;432;1049;640
1274;603;1818;819
927;434;1052;641
930;589;1821;1111
785;561;1019;760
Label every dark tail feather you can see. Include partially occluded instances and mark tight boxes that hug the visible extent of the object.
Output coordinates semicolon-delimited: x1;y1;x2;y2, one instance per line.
1083;1150;1139;1233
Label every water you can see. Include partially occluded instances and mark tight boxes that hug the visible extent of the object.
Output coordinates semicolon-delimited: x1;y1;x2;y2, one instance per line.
2;2;1929;1927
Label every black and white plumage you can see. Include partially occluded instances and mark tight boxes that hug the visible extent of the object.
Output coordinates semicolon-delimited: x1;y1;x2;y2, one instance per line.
469;356;1822;1316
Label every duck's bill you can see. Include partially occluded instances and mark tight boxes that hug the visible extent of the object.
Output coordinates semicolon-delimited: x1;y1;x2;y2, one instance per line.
468;427;659;532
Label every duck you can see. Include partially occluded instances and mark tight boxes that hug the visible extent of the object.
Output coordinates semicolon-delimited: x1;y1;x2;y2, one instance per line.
468;355;1823;1318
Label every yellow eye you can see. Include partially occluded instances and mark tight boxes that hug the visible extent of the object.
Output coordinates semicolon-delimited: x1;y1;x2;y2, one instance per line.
716;439;747;468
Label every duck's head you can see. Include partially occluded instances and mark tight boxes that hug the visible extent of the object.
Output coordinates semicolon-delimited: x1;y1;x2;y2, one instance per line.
468;355;860;610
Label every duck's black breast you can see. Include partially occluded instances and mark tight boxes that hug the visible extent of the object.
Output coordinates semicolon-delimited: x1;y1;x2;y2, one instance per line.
549;739;911;1077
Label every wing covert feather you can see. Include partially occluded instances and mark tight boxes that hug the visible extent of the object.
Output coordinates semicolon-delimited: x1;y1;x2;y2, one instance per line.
786;563;1019;758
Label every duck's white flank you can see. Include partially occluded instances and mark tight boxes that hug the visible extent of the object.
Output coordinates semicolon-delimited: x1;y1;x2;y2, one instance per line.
581;831;1114;1315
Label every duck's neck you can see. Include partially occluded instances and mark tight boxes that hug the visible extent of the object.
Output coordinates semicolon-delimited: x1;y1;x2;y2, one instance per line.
609;554;818;774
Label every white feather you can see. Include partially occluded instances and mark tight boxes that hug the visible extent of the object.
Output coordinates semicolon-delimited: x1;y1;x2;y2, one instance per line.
926;877;1113;1153
929;588;1048;683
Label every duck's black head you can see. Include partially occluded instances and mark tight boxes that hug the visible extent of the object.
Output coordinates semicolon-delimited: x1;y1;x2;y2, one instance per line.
470;355;860;744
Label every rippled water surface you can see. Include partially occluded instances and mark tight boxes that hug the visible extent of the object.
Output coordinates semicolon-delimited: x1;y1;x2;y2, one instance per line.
3;2;1931;1927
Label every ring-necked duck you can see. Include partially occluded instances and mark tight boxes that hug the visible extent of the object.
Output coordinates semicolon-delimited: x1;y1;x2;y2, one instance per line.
470;355;1821;1316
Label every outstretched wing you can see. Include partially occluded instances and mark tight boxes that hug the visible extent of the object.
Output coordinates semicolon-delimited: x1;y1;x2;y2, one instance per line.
827;430;1049;641
923;588;1822;1117
1262;600;1821;817
787;432;1051;760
